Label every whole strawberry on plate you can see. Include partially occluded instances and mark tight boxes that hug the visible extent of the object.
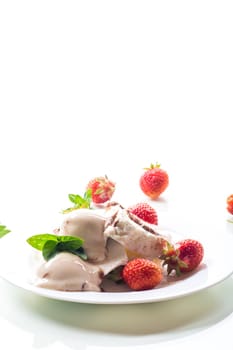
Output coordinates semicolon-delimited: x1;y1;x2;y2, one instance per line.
87;175;115;204
128;202;158;225
139;163;169;199
160;239;204;276
227;194;233;215
122;258;163;291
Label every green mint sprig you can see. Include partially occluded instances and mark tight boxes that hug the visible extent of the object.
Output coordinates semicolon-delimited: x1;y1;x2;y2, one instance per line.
27;233;87;261
61;189;92;214
0;225;11;239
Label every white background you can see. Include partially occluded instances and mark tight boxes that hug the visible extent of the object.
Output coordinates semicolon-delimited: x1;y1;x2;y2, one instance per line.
0;1;233;222
0;1;233;349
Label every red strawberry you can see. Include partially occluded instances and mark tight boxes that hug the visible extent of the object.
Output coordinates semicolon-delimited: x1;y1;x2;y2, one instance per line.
128;202;158;225
227;194;233;215
122;258;163;291
139;163;169;199
86;175;115;204
161;239;204;276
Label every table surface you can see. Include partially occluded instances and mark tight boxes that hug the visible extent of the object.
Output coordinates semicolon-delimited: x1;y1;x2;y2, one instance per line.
1;1;233;349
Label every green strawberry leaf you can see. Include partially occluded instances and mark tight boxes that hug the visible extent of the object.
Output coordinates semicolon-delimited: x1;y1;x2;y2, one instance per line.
0;225;11;238
94;188;103;195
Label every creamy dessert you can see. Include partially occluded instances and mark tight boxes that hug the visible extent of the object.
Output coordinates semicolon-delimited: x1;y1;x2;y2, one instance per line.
59;209;107;262
32;206;171;292
104;203;169;259
36;253;103;291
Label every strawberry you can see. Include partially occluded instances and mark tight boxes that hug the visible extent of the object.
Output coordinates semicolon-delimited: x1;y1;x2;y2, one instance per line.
122;258;163;291
86;175;115;204
139;163;169;199
161;239;204;276
128;202;158;225
227;194;233;215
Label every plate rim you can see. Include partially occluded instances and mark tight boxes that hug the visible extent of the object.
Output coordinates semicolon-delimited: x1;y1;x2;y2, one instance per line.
0;229;233;305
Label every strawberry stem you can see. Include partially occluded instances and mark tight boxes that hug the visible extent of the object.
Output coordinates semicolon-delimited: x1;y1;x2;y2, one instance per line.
144;162;161;170
160;241;187;276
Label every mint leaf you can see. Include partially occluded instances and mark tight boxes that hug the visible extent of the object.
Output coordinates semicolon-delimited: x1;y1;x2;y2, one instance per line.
61;207;75;214
57;240;83;251
84;188;92;201
26;234;87;261
57;235;83;245
43;240;58;261
68;194;84;204
56;241;87;260
73;247;87;260
62;190;92;214
27;234;58;250
0;225;11;238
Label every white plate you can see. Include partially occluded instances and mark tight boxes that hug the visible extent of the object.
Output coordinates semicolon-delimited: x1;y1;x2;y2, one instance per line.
0;223;233;305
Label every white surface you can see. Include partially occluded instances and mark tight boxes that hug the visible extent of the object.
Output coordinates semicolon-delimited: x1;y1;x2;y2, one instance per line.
1;0;233;349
